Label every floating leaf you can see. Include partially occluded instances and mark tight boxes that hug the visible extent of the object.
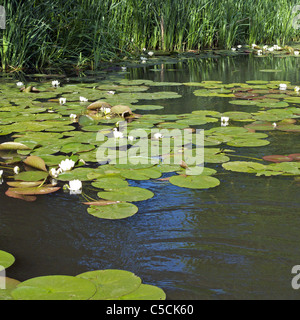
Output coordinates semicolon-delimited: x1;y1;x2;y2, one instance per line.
5;189;37;202
77;270;142;299
97;186;154;202
23;156;47;171
7;186;60;195
262;155;292;163
0;250;15;271
222;161;265;173
0;277;21;300
91;178;128;189
11;275;97;300
87;202;138;219
169;174;220;189
6;181;43;188
14;171;49;182
227;138;270;147
117;284;166;300
0;142;31;151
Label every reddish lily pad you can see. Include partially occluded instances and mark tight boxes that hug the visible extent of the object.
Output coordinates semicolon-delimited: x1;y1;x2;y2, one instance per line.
5;189;37;202
7;186;61;195
287;154;300;161
262;155;292;163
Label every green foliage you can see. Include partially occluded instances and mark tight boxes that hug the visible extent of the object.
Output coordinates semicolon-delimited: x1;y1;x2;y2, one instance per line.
0;0;300;71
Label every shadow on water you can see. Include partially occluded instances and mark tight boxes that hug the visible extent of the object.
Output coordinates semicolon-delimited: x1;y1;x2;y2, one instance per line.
1;54;300;299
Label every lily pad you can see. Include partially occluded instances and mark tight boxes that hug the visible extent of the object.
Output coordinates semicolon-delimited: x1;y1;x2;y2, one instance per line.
222;161;265;173
117;284;166;300
0;250;15;271
0;277;21;300
169;174;220;189
23;156;47;171
14;171;49;182
87;202;138;220
76;270;142;299
11;275;97;300
91;177;129;189
262;155;292;163
7;186;60;195
0;142;31;151
97;186;154;202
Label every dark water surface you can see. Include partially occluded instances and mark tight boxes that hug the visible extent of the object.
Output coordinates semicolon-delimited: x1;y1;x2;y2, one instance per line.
1;54;300;299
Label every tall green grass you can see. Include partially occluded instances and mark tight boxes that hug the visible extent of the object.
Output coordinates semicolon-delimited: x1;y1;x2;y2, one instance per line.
0;0;299;72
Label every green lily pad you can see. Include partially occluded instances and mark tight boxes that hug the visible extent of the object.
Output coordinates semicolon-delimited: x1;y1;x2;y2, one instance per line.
0;250;15;271
87;202;138;220
0;142;31;151
14;171;49;182
169;174;220;189
76;270;142;299
117;284;166;300
0;277;21;300
119;168;162;180
227;138;270;147
60;142;95;154
97;186;154;202
91;177;129;189
222;161;266;173
23;155;47;171
57;168;93;181
11;275;97;300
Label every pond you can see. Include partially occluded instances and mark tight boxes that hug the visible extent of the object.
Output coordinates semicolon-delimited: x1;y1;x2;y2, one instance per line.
1;52;300;299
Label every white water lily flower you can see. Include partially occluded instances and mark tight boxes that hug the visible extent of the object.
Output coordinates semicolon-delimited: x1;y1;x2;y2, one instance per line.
100;106;111;115
279;83;287;90
231;48;236;51
273;45;281;50
148;51;154;56
272;122;277;128
251;44;257;48
68;180;82;195
107;91;115;95
237;45;242;49
153;132;163;139
50;178;57;186
140;56;147;61
14;166;20;174
59;97;66;105
221;116;229;123
142;48;146;51
0;170;3;178
128;135;135;141
49;168;59;178
263;45;268;50
16;82;24;87
268;47;274;52
294;86;300;92
69;114;77;120
52;80;60;87
295;51;299;56
121;66;127;71
59;159;75;172
79;96;88;102
257;50;262;55
113;128;124;138
221;116;229;127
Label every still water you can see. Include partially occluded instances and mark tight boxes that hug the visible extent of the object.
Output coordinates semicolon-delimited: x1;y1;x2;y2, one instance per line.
1;54;300;299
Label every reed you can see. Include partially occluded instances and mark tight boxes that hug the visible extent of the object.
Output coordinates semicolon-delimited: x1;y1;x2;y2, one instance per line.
0;0;299;72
